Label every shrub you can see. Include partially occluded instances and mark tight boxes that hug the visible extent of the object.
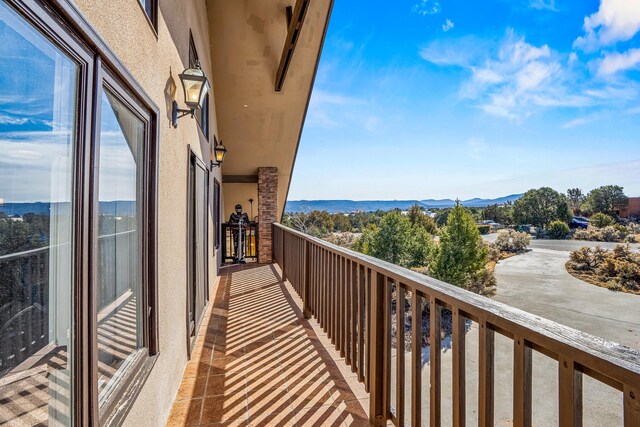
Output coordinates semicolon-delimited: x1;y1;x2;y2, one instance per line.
486;242;501;263
573;229;591;241
465;265;497;297
600;226;625;242
477;224;490;235
573;225;634;243
590;213;614;228
547;220;570;239
494;229;531;254
567;244;640;293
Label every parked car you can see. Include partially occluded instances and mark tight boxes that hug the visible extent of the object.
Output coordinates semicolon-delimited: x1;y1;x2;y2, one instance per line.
482;220;503;230
570;216;590;229
515;224;538;235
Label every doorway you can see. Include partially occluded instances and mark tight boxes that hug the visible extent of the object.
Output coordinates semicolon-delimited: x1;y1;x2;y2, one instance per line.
187;150;209;352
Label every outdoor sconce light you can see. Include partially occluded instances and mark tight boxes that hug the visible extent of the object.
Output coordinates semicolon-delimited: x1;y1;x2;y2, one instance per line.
172;61;211;128
211;138;227;169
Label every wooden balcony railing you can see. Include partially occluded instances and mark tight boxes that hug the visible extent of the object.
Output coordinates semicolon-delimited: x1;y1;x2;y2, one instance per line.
272;223;640;427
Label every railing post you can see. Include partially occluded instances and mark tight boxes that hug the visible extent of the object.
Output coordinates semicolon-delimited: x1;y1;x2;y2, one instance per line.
479;320;495;427
369;271;386;426
514;336;532;427
624;384;640;427
281;227;286;281
303;240;311;319
559;356;582;427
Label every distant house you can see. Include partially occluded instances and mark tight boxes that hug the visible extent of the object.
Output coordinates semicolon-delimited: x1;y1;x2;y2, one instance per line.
620;197;640;219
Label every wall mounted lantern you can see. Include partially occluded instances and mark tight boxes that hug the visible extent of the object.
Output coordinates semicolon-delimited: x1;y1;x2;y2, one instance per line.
211;138;227;169
172;61;211;128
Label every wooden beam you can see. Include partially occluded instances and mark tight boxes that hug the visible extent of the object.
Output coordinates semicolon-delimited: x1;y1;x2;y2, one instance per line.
275;0;310;92
222;175;258;184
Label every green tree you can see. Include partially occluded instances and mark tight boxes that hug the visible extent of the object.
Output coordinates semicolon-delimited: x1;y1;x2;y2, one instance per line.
435;208;451;227
407;225;435;268
331;213;352;232
0;218;43;256
582;185;628;217
482;203;514;224
430;204;488;287
407;204;437;234
351;223;378;254
353;211;434;269
368;212;413;266
546;220;571;239
589;212;615;228
513;187;572;228
566;188;584;214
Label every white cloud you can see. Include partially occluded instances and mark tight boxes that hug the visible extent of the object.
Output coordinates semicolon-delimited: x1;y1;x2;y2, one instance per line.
597;48;640;75
463;30;566;120
0;114;29;126
529;0;558;11
420;28;640;121
413;0;440;16
574;0;640;51
419;36;492;67
568;52;579;65
311;90;363;106
562;117;589;128
442;19;454;32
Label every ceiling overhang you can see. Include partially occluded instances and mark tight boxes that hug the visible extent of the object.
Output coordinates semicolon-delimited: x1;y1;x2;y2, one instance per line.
208;0;333;219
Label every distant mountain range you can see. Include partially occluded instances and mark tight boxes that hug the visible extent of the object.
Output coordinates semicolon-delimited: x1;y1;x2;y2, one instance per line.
0;201;137;217
285;194;524;213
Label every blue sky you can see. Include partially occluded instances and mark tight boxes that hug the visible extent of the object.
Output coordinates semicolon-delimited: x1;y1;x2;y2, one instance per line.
288;0;640;201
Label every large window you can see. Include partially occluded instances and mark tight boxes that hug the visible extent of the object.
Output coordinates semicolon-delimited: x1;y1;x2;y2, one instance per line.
138;0;157;31
96;88;148;408
0;1;158;425
0;1;79;424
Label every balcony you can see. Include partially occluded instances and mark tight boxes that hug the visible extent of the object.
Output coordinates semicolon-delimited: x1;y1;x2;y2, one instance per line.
169;224;640;426
167;263;369;426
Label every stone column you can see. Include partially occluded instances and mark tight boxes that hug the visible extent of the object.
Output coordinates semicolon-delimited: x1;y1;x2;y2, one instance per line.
258;167;278;263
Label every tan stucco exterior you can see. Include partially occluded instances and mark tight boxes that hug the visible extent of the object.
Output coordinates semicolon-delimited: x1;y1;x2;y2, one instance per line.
223;183;259;222
64;0;330;425
70;1;218;425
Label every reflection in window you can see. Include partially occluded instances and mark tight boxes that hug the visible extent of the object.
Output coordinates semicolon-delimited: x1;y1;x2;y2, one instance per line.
0;1;78;425
96;90;145;405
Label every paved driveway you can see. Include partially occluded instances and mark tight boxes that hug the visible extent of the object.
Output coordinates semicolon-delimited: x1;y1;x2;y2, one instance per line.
490;238;640;349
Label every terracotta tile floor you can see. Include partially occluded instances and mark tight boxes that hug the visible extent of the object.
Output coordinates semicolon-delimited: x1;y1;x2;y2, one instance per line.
167;263;370;427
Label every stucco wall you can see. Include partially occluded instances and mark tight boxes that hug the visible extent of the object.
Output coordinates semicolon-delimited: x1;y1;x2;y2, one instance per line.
69;0;220;425
223;183;259;223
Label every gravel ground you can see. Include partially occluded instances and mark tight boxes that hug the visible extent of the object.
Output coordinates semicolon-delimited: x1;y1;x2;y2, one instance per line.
390;294;454;352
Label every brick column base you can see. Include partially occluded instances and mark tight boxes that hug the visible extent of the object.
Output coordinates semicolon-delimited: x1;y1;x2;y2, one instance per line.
258;167;278;263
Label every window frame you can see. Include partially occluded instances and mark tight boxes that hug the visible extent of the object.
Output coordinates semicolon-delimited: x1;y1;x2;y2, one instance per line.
1;1;160;426
135;0;158;35
92;67;159;426
186;148;210;357
1;0;96;425
214;178;221;250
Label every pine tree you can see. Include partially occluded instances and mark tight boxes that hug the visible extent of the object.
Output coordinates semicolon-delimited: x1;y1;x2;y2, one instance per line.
430;203;488;287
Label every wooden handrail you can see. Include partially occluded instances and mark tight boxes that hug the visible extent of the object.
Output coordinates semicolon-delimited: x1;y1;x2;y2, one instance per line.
273;222;640;426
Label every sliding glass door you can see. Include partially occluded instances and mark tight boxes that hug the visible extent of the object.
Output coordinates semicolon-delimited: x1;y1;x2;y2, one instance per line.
0;1;80;424
0;1;158;425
